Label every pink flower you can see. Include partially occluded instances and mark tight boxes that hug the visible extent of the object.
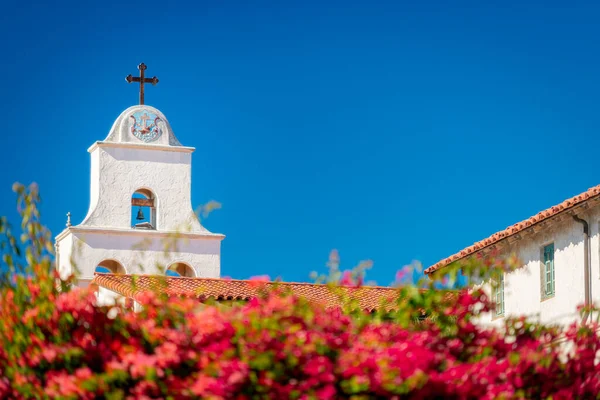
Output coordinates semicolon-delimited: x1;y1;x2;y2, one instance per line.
5;255;600;398
395;265;412;283
339;271;353;286
248;275;270;288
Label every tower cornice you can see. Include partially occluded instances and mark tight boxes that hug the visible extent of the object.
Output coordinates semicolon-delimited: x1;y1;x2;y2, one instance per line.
88;141;196;154
56;226;225;242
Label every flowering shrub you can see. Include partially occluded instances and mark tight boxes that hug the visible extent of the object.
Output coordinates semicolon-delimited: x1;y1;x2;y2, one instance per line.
2;272;600;399
1;183;600;399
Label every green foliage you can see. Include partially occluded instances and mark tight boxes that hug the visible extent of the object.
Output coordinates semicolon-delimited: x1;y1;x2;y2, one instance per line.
1;184;600;399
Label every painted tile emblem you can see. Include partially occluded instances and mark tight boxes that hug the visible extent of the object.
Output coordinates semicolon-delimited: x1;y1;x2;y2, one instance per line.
129;111;162;142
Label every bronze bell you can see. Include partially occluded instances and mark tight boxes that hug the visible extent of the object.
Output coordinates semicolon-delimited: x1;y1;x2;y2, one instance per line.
136;207;145;221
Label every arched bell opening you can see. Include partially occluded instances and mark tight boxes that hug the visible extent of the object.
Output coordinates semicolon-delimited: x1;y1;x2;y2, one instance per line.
94;259;126;275
131;188;157;230
166;262;196;278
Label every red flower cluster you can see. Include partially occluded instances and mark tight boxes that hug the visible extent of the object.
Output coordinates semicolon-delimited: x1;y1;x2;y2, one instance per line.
1;271;600;399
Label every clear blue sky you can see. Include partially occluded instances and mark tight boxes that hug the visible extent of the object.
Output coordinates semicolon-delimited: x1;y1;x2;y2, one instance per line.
1;0;599;285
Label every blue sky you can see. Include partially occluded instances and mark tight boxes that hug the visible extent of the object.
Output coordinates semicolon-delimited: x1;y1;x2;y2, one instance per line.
1;0;599;286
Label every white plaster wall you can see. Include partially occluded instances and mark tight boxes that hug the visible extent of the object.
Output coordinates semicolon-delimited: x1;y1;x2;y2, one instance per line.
80;144;206;233
96;286;127;307
478;209;599;327
586;206;600;305
55;104;224;296
85;149;100;224
63;229;221;280
55;231;73;280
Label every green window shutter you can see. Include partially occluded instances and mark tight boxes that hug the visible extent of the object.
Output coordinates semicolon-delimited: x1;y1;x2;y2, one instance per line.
494;274;504;316
543;243;555;297
493;274;504;315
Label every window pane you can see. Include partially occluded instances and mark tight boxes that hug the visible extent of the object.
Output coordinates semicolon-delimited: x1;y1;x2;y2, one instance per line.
543;244;555;296
494;274;504;315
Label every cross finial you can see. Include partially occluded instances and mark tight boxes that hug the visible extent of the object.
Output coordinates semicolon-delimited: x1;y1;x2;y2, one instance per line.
66;212;71;227
125;63;159;105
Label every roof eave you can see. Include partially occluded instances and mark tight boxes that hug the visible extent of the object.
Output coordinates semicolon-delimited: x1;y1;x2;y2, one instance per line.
425;193;600;275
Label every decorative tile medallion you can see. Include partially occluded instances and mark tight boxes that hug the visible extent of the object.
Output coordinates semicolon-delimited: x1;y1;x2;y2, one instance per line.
129;111;162;143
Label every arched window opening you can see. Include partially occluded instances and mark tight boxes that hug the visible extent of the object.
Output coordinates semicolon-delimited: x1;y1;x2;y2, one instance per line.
131;189;156;230
167;262;196;278
94;259;126;275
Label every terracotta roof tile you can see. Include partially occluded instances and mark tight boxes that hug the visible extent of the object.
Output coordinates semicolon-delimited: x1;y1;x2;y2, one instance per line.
425;184;600;275
91;273;404;312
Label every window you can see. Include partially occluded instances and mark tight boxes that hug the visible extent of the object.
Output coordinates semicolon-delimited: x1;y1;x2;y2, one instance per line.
94;259;126;275
167;262;196;277
493;274;504;316
131;189;156;229
543;243;555;298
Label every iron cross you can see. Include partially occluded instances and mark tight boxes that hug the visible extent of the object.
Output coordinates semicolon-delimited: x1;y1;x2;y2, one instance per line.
125;63;159;105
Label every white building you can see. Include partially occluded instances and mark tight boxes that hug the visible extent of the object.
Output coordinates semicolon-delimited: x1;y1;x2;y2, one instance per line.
425;185;600;326
54;102;225;304
54;65;400;313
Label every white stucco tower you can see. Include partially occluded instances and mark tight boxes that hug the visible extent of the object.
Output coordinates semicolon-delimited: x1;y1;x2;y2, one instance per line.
55;103;224;288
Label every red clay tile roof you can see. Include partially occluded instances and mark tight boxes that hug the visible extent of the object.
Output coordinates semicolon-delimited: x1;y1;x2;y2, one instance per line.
425;184;600;275
91;273;403;312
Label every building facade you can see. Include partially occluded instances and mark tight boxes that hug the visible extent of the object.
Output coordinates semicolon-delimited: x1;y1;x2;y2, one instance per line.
53;64;404;312
55;104;224;305
425;186;600;326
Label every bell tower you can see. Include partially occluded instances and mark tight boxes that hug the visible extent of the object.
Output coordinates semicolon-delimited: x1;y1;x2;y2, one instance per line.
55;64;224;289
